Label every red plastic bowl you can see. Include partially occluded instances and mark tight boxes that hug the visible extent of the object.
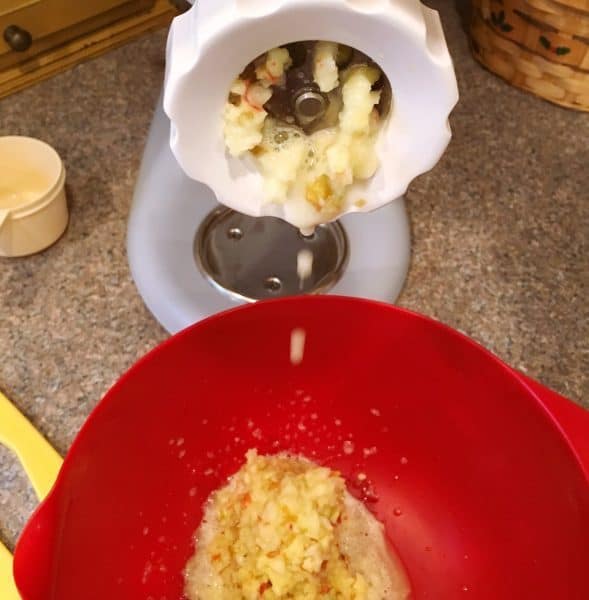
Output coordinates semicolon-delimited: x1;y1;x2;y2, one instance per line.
14;297;589;599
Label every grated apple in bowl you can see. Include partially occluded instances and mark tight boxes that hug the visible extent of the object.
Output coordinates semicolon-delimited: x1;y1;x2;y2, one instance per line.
184;450;410;599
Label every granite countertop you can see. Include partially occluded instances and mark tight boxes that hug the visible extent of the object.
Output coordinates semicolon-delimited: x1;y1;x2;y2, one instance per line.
1;1;587;550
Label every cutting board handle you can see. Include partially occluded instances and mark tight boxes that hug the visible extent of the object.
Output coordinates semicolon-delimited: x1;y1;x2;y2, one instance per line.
0;389;62;600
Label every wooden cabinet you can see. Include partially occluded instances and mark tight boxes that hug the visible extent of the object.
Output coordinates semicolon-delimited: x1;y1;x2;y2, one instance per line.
0;0;180;98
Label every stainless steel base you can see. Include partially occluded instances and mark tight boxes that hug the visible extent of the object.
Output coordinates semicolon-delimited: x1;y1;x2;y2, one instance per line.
195;207;348;302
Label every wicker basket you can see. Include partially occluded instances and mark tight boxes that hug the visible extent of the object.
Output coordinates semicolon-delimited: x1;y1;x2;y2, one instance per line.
470;0;589;111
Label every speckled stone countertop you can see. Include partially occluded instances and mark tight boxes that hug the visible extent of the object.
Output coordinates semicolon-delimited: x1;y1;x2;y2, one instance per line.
1;1;587;550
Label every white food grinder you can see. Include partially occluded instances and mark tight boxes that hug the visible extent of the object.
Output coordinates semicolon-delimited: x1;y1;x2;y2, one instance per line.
128;0;458;333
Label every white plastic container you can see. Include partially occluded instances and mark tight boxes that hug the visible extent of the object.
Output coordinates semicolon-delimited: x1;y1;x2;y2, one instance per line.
0;136;68;257
164;0;459;230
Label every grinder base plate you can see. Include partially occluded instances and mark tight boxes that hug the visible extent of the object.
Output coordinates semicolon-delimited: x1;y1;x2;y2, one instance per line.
195;207;349;302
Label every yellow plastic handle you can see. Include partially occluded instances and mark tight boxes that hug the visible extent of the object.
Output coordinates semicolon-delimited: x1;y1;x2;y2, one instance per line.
0;542;21;600
0;389;63;599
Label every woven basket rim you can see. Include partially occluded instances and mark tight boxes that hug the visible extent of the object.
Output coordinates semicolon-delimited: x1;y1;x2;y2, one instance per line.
472;2;589;73
472;0;589;16
470;9;589;111
551;0;589;13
